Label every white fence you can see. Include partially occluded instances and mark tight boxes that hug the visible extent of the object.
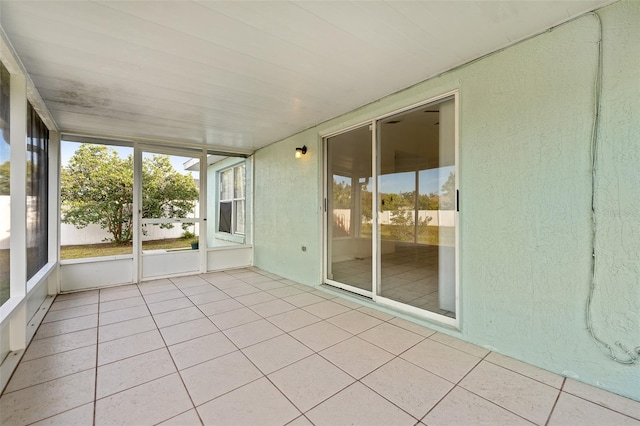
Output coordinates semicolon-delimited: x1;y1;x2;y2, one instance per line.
60;222;197;246
333;208;455;234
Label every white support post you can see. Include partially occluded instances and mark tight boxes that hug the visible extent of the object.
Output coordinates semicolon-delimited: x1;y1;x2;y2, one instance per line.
132;145;141;283
48;131;60;295
199;148;207;273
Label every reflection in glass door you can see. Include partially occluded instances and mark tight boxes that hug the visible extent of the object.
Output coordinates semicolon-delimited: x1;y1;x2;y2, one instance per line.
139;149;203;279
326;125;373;296
377;96;457;318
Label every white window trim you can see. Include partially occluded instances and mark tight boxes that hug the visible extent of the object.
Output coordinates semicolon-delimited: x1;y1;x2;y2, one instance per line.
218;163;246;237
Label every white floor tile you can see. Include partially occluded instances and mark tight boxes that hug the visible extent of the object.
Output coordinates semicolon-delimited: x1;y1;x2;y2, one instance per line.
198;298;243;316
197;378;300;425
168;332;236;370
98;329;165;366
208;306;262;330
485;352;562;388
266;309;322;333
401;339;480;383
95;373;192;426
42;304;99;323
268;354;354;412
98;316;157;343
459;361;559;425
358;322;424;355
242;334;313;374
142;289;185;304
250;299;298;317
267;286;307;298
99;296;145;313
188;290;230;305
563;378;640;420
180;351;262;406
23;328;97;361
97;348;176;398
223;319;283;348
98;305;150;326
158;409;202;425
235;290;278;306
282;292;326;307
290;321;352;352
6;345;96;393
327;310;383;334
0;369;95;425
50;294;98;311
424;386;532;426
153;306;204;328
362;357;453;419
548;392;640;426
320;336;394;379
388;317;437;337
302;300;352;319
159;317;219;346
34;314;98;340
306;382;416;425
29;402;94;426
430;333;490;358
147;297;194;315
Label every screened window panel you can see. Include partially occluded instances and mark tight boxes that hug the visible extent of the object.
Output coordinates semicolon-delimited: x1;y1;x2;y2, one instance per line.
0;62;10;305
220;169;233;200
234;165;245;199
234;200;245;234
219;201;232;233
26;102;48;280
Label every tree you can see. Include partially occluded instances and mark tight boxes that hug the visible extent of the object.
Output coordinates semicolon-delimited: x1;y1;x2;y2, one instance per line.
439;171;456;210
61;144;198;244
0;161;8;195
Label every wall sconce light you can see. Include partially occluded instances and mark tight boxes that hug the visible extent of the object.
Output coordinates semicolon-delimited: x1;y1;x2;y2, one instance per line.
295;145;307;159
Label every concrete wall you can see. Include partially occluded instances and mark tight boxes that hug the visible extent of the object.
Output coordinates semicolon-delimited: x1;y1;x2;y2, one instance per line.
254;1;639;400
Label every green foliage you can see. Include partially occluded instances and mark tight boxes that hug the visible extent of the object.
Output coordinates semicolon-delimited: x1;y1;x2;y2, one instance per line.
61;144;198;244
142;154;198;223
332;178;351;209
439;171;455;210
0;161;9;195
181;230;196;240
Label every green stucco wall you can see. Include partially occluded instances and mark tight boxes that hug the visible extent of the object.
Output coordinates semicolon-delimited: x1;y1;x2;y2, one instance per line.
254;0;639;400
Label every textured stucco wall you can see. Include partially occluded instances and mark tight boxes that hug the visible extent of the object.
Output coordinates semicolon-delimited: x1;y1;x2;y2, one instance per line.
253;0;639;400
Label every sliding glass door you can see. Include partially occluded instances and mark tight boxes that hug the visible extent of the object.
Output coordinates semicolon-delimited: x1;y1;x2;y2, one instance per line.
325;125;373;296
324;93;458;324
377;96;457;319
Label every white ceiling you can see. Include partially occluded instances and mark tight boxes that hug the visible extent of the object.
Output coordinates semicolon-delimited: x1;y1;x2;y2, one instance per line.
0;0;614;153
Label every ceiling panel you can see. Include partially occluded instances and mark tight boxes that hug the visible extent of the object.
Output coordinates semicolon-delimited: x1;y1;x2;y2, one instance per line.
0;0;614;152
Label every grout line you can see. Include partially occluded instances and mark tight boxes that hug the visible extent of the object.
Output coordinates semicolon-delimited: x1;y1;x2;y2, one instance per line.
145;278;202;425
545;377;566;426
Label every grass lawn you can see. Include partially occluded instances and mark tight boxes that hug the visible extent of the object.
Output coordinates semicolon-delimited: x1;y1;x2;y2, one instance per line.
61;237;196;260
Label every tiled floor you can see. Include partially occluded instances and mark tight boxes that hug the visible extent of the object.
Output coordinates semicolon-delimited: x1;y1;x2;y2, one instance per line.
2;267;639;425
331;244;456;317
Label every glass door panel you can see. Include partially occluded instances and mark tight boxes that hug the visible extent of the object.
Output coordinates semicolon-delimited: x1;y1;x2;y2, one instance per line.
326;125;373;295
140;150;201;279
377;97;457;318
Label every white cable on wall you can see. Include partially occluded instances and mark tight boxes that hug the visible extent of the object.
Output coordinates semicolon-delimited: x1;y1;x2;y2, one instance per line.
585;12;640;365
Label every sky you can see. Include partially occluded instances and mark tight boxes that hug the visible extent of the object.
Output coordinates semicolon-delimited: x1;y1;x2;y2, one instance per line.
335;165;454;195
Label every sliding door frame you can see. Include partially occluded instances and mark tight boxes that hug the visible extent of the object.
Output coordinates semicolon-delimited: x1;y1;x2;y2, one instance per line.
322;90;460;328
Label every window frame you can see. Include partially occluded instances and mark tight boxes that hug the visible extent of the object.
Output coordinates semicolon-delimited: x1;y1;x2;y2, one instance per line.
218;163;246;236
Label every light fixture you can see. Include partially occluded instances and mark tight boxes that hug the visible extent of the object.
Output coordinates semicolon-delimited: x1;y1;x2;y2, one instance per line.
295;145;307;159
